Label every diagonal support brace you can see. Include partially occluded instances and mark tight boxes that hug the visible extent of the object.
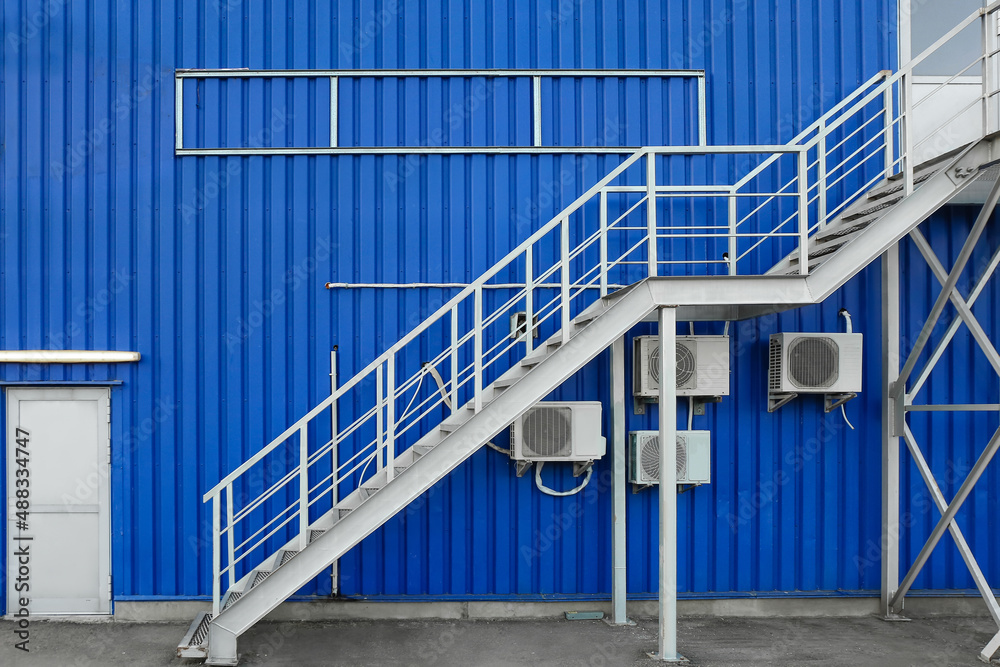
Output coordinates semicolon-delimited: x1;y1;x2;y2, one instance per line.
899;425;1000;629
909;229;1000;378
907;241;1000;400
894;174;1000;398
891;426;1000;610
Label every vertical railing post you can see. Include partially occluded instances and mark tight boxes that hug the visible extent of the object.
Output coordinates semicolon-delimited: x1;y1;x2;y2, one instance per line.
299;425;309;549
646;151;658;278
902;72;914;195
599;190;608;297
525;247;535;352
450;306;459;413
474;286;483;413
225;484;235;589
983;10;996;137
883;78;896;179
798;148;810;275
212;494;221;616
561;217;571;343
817;120;828;229
385;353;396;481
376;364;384;471
727;189;737;276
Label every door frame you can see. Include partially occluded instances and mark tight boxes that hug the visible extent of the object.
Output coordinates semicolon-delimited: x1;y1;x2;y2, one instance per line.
4;386;112;616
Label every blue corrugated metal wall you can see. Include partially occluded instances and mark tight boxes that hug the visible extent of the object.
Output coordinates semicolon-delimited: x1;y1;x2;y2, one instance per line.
10;0;997;606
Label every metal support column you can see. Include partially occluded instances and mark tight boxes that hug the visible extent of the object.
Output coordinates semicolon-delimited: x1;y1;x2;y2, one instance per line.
651;307;685;663
608;336;632;626
880;245;905;620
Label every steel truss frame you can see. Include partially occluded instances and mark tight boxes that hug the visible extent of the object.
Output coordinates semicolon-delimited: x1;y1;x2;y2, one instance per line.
882;174;1000;662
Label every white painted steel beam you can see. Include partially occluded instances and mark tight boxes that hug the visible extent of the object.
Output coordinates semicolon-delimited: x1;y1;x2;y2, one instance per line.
653;307;683;663
0;350;141;363
609;336;629;626
880;245;902;619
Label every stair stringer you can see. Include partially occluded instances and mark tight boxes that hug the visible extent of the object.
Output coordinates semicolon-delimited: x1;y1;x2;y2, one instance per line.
208;281;660;648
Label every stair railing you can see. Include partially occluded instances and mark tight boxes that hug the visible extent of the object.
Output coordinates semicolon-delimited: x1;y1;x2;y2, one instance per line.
201;3;1000;616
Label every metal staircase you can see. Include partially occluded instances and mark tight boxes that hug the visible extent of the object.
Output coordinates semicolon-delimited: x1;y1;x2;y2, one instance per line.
178;7;1000;664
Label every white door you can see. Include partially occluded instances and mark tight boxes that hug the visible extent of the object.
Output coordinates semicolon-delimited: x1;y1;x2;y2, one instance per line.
6;388;111;615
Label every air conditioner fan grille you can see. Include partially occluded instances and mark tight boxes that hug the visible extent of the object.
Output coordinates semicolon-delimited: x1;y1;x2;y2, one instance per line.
638;435;686;481
522;407;573;458
788;336;840;388
647;343;697;388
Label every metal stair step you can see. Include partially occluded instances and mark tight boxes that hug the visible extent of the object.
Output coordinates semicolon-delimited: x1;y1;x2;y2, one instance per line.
223;590;243;610
280;550;298;565
573;311;601;325
521;355;544;368
815;218;876;245
176;611;213;659
842;198;900;221
867;167;936;200
493;375;519;389
360;483;382;500
309;529;326;544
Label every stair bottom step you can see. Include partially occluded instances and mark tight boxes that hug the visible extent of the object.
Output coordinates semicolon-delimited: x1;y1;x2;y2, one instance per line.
176;611;213;658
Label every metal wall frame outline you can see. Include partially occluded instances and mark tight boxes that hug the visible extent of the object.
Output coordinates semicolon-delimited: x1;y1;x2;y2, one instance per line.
173;68;708;155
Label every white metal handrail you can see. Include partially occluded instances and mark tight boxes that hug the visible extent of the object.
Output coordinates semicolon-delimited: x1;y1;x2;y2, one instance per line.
202;3;1000;615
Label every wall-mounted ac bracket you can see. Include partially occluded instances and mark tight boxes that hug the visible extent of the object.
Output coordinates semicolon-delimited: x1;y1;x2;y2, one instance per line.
634;394;722;415
515;460;534;477
824;392;857;413
692;395;722;415
768;391;798;413
572;460;593;477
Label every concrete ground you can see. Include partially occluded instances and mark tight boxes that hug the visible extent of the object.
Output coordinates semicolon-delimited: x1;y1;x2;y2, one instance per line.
0;614;997;666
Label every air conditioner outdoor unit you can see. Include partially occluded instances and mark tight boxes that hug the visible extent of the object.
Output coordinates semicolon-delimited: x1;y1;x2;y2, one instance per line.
628;430;711;486
633;335;730;398
510;402;606;462
768;332;863;394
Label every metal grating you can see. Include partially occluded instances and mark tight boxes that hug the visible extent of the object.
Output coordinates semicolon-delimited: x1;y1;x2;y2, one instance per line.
191;613;212;646
522;407;573;458
768;337;783;391
676;433;688;479
280;550;298;566
638;434;686;482
787;337;839;388
640;435;659;481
